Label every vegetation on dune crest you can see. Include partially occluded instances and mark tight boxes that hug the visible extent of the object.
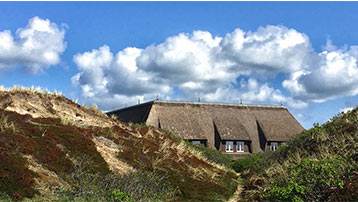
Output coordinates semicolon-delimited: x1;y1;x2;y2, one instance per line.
233;108;358;201
0;88;238;201
159;128;233;168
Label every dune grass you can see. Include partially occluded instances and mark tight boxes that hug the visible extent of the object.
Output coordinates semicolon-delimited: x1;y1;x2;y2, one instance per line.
234;108;358;201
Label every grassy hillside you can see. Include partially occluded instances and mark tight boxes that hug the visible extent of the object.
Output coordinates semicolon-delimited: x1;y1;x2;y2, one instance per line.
235;107;358;201
0;87;239;201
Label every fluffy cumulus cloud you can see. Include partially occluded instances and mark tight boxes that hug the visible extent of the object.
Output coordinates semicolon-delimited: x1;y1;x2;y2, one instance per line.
71;45;172;109
220;26;312;75
72;25;358;110
283;45;358;103
0;16;66;73
201;79;308;109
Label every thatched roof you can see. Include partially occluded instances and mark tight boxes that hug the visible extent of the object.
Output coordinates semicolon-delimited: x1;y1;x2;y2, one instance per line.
109;100;304;152
253;107;304;142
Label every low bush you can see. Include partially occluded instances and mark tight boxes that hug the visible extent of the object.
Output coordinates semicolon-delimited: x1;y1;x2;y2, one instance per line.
111;190;134;202
0;192;13;202
240;107;358;201
231;153;265;173
265;157;348;202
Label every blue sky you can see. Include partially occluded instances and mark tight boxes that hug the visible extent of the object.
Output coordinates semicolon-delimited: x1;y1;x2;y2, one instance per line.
1;2;358;129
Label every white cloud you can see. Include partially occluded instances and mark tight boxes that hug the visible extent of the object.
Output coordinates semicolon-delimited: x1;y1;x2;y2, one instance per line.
202;79;308;109
283;45;358;103
71;25;358;111
220;25;312;75
72;45;112;97
71;45;172;109
0;16;66;73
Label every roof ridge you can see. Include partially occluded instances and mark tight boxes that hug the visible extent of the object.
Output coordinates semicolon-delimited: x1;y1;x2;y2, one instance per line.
153;100;286;109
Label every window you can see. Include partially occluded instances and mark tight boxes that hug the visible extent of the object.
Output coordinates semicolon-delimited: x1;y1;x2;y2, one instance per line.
226;141;234;152
191;140;201;145
237;141;244;152
270;142;278;151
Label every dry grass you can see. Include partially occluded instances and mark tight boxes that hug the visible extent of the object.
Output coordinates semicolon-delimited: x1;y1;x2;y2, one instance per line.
0;114;16;133
23;155;69;198
0;85;63;99
90;104;104;116
58;114;76;126
109;114;117;120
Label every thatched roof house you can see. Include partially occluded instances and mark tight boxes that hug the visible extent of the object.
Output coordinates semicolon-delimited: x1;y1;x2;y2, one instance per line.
107;100;304;158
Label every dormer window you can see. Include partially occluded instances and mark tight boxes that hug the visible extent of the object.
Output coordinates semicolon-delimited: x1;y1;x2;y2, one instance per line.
189;140;207;147
226;141;234;152
270;142;278;151
237;141;244;152
192;140;201;145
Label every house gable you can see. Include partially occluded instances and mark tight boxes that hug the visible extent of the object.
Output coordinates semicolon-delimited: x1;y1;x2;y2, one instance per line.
108;100;304;157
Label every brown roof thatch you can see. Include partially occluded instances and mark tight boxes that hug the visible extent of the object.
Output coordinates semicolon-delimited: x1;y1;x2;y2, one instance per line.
108;100;304;153
253;107;304;142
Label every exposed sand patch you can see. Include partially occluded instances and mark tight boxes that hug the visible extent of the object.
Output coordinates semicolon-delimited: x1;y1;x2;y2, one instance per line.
23;155;69;195
92;136;135;175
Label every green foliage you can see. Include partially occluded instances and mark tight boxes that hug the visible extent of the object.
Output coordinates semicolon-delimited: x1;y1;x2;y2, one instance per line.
57;157;178;202
266;157;348;202
116;169;179;201
130;122;148;127
160;128;182;144
187;143;233;168
111;190;134;202
241;107;358;201
231;153;265;173
160;128;233;168
0;192;14;202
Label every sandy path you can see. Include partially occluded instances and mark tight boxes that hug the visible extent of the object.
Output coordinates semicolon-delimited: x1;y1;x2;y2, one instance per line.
228;175;243;202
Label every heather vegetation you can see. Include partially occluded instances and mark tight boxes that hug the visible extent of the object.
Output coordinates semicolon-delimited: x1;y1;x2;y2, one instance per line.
0;88;239;201
234;108;358;201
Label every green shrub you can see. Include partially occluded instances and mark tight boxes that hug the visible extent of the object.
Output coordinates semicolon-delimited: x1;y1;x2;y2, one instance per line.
240;107;358;201
0;192;13;202
265;157;348;202
111;190;134;202
231;153;265;173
